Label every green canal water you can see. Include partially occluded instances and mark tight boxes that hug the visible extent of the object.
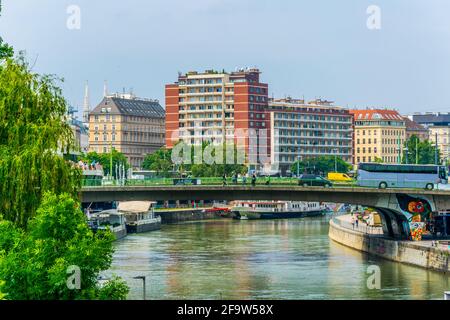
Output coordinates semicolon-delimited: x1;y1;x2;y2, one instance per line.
106;215;450;300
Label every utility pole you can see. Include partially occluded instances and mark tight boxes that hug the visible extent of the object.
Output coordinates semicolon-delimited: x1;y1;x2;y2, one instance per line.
334;148;338;172
404;146;409;165
435;132;439;165
416;137;418;165
110;141;113;179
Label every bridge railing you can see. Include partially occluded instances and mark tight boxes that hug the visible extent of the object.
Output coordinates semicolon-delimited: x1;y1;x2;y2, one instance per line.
332;217;384;235
80;177;447;191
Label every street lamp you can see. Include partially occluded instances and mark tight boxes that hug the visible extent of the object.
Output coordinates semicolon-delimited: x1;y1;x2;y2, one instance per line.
333;148;338;172
297;155;302;177
403;146;409;165
133;275;146;300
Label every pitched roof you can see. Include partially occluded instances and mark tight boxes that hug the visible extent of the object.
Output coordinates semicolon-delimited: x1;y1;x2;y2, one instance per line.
90;96;165;118
403;117;427;131
349;109;404;121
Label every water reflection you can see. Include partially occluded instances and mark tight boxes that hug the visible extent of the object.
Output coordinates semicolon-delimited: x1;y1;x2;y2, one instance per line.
106;217;450;300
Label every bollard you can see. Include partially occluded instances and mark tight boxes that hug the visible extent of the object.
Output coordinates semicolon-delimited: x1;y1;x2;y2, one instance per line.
444;292;450;300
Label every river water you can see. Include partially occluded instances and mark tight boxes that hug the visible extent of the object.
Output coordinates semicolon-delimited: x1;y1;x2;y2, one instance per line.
106;215;450;300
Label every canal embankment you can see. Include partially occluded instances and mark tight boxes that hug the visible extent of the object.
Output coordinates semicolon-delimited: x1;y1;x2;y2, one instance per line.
329;215;450;273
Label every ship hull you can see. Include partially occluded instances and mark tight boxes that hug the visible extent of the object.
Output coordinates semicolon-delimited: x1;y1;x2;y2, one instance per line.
232;209;326;220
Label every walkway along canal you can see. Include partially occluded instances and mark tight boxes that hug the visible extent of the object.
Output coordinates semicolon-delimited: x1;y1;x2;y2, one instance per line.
329;215;450;273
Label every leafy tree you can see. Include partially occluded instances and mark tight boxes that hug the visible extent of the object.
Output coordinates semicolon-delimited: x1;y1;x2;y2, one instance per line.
0;2;13;60
0;57;81;227
147;142;248;177
142;147;173;176
402;135;441;165
0;193;129;300
291;156;351;175
80;149;129;178
374;157;384;163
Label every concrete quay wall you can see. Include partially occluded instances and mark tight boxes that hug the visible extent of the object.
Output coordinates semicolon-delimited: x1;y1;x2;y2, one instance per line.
329;218;450;273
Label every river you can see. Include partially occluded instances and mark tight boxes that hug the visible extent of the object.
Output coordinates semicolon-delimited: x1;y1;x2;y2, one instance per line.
106;215;450;300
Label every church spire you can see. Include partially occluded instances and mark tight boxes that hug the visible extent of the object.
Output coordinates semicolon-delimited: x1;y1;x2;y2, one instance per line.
103;80;108;97
82;81;90;124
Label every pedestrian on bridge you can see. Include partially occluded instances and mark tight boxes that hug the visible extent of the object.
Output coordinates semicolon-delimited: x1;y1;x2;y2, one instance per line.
251;173;256;187
222;174;227;186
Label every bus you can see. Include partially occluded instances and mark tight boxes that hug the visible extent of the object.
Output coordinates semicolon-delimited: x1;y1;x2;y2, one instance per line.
357;163;448;190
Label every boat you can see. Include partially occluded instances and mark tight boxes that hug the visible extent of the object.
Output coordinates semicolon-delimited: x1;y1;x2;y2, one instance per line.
88;209;127;240
118;201;162;233
231;201;327;220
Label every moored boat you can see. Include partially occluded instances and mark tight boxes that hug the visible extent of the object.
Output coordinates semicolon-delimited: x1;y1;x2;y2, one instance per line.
88;209;127;240
118;201;162;233
232;201;327;220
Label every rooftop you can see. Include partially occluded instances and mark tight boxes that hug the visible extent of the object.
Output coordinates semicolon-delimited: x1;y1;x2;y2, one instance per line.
350;109;404;121
90;95;165;118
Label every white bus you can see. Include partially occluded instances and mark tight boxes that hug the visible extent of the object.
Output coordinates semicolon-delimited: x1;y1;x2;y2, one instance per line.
357;163;448;190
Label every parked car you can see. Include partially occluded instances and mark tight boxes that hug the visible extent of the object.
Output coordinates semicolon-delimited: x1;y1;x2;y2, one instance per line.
298;174;333;187
327;172;353;182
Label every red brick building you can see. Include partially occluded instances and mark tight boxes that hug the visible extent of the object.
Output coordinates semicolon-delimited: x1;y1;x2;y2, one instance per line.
165;68;269;168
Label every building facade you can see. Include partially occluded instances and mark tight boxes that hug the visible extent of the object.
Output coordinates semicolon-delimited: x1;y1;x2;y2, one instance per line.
268;98;353;174
165;68;269;167
350;109;406;166
89;93;165;169
403;117;429;141
412;112;450;164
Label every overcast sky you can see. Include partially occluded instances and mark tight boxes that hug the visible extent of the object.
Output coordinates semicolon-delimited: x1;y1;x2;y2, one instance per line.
1;0;450;118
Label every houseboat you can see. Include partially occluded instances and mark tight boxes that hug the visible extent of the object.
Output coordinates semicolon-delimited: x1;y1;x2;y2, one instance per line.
231;201;328;220
88;209;127;240
118;201;162;233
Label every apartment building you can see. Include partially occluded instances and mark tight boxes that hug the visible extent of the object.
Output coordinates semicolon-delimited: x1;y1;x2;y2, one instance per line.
350;109;406;165
403;117;429;141
268;97;353;174
89;93;165;169
165;68;269;166
412;112;450;163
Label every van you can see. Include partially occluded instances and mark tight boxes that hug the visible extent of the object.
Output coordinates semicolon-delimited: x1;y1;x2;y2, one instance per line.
327;172;353;182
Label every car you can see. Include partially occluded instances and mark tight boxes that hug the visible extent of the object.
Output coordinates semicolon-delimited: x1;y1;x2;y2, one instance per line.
327;172;353;182
298;174;333;187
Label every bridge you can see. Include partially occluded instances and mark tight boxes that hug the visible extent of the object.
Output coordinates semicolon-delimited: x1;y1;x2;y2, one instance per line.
80;185;450;240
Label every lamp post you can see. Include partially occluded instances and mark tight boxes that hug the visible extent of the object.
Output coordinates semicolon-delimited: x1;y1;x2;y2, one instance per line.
435;132;439;165
297;155;302;177
133;275;146;300
403;146;409;165
333;148;338;172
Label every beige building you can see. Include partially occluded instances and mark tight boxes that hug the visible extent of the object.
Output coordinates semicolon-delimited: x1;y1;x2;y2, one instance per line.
89;93;165;169
350;109;406;166
429;126;450;164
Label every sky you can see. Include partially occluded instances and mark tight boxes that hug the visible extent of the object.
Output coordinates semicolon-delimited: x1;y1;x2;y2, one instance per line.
1;0;450;119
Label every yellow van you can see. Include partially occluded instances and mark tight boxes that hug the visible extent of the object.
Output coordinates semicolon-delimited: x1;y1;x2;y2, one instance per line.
327;172;353;182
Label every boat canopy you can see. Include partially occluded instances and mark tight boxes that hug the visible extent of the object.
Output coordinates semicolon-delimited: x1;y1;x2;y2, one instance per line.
118;201;156;213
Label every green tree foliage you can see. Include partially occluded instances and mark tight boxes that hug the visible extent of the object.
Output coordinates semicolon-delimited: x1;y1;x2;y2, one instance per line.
0;193;129;300
152;141;248;177
80;149;129;178
374;157;384;163
0;57;81;227
291;156;352;175
0;2;13;60
402;135;441;165
142;147;172;176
